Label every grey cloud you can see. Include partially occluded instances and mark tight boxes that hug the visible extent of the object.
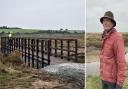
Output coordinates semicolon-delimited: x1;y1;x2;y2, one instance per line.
87;0;128;32
0;0;85;30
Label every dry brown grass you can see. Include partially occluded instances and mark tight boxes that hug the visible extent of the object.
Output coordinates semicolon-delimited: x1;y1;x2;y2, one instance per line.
0;51;83;89
87;32;128;48
86;32;128;63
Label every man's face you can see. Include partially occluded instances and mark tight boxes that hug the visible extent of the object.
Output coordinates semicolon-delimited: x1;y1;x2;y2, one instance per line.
103;18;114;31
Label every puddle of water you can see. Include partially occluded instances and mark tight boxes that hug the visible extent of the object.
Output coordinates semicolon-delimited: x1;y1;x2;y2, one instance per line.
86;52;128;76
86;61;99;76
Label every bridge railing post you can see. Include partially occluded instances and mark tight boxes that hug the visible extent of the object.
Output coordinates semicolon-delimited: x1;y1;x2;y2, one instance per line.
31;39;34;68
9;37;11;54
21;38;24;59
36;39;39;69
4;37;6;54
47;39;51;65
18;38;20;52
24;38;27;63
27;39;30;66
67;40;70;60
54;39;57;57
60;39;63;59
41;40;44;68
13;38;16;51
1;37;3;53
75;40;78;62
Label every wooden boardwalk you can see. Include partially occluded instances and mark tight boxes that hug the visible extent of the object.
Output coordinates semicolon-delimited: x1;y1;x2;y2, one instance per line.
1;37;84;69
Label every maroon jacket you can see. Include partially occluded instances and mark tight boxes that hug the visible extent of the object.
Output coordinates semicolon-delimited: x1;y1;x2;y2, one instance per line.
100;28;126;86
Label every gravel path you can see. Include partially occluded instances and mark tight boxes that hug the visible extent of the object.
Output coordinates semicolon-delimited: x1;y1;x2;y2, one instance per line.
41;63;85;88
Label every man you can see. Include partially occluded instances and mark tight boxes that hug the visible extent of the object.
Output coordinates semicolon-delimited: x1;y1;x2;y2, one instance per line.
100;11;126;89
8;32;12;53
8;32;12;38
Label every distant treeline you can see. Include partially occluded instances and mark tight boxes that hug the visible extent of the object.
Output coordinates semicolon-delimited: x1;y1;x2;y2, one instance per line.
32;30;84;34
0;26;22;29
87;32;128;48
0;27;85;34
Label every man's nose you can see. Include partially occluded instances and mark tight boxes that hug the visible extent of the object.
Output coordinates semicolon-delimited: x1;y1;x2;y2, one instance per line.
103;22;107;26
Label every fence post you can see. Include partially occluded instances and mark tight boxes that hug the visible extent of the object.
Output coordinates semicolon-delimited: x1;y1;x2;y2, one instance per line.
36;39;39;69
54;39;57;57
18;38;20;51
75;40;78;62
16;38;18;49
14;38;16;51
1;37;4;53
4;37;6;54
60;39;63;59
10;37;12;53
24;38;27;63
1;37;2;53
47;40;51;65
44;40;47;53
31;39;34;68
12;37;14;51
28;39;30;66
9;37;11;54
41;40;44;68
21;38;24;59
67;40;70;60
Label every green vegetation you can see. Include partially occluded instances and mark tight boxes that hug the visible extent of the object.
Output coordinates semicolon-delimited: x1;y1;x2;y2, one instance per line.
87;32;128;48
86;75;128;89
86;75;101;89
0;28;85;34
0;28;39;33
86;33;101;48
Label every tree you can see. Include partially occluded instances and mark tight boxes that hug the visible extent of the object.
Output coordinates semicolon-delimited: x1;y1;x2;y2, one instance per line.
1;31;5;34
65;29;68;32
60;28;63;31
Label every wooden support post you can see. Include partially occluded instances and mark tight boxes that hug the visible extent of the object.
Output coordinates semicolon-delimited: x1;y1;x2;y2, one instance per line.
28;39;30;66
1;37;3;53
16;38;18;49
4;37;6;53
21;38;24;58
24;38;27;63
44;40;48;54
75;40;78;62
47;40;51;65
9;37;11;53
12;38;14;52
36;39;39;69
67;40;70;60
41;40;44;68
9;37;11;54
14;38;16;51
31;39;34;68
54;39;57;57
60;39;63;59
18;38;20;51
4;37;7;53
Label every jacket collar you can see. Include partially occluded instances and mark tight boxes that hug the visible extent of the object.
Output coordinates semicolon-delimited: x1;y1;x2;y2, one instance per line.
102;28;116;40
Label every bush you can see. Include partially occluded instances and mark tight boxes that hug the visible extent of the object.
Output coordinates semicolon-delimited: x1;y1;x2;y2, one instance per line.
0;50;22;65
86;75;101;89
0;51;22;74
86;33;101;48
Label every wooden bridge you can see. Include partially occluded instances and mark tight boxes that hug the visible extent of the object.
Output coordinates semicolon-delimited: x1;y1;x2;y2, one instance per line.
1;37;84;69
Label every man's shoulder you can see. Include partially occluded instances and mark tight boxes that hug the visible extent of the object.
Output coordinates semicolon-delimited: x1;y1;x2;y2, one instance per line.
112;31;123;41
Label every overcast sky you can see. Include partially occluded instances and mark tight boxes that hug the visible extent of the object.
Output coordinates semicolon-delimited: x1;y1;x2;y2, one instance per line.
87;0;128;32
0;0;85;30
